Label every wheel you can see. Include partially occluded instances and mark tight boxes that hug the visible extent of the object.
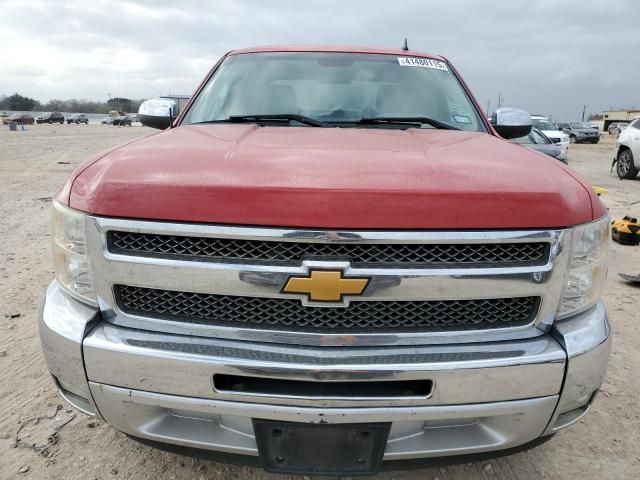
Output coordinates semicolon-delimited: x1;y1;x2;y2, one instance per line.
569;135;577;144
591;138;600;144
49;119;53;124
617;149;639;179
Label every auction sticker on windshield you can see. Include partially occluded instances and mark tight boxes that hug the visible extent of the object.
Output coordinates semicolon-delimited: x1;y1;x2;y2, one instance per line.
397;57;449;71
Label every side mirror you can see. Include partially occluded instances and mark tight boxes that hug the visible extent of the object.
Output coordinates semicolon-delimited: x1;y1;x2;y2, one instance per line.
491;107;532;139
138;98;178;130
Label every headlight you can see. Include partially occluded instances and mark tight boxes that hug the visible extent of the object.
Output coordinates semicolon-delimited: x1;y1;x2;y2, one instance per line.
52;201;96;305
558;216;609;318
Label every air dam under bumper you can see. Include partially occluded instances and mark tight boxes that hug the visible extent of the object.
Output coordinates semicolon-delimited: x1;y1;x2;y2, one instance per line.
39;281;611;461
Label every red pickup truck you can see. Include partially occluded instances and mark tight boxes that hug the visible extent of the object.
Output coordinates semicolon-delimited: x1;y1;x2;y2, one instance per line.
40;45;610;476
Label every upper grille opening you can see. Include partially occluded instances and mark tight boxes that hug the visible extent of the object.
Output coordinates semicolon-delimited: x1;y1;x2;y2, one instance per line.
107;231;550;267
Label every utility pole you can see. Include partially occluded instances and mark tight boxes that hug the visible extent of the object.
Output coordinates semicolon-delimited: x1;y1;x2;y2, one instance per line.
486;100;491;116
581;105;587;122
497;93;503;109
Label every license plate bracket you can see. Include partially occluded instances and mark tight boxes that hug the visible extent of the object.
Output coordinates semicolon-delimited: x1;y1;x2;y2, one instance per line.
252;419;390;476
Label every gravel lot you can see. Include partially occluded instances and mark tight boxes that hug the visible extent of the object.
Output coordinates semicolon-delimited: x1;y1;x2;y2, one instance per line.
1;124;638;480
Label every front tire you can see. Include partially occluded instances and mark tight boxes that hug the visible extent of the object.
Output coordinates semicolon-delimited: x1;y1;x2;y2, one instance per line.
569;135;577;144
617;149;639;179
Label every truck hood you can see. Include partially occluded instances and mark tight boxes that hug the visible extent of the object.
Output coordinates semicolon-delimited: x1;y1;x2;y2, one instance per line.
68;124;601;229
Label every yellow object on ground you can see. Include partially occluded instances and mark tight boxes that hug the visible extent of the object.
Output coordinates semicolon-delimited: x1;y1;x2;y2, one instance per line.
612;216;640;245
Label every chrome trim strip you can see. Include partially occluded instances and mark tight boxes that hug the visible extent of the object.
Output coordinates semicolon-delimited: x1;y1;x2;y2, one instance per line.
86;217;570;346
94;217;563;244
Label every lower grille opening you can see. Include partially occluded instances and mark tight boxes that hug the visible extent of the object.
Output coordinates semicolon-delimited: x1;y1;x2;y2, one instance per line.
114;285;540;333
214;374;433;399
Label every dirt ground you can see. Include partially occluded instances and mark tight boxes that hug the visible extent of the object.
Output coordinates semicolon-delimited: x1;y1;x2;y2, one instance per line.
1;124;639;480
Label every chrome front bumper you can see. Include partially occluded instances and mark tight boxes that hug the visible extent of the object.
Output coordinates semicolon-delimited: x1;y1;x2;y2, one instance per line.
39;281;611;461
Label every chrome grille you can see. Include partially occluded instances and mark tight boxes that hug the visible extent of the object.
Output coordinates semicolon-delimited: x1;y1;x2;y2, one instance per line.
108;231;549;267
115;285;540;333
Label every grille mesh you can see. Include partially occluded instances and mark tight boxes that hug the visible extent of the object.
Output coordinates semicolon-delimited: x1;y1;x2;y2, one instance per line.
115;285;539;333
108;231;549;267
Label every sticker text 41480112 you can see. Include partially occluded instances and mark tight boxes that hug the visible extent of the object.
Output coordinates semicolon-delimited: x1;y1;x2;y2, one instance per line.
397;57;449;71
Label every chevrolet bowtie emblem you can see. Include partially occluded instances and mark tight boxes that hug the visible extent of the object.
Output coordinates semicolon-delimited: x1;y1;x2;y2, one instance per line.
282;270;370;302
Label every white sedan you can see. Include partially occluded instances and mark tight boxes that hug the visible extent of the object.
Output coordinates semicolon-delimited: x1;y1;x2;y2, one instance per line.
531;116;570;158
614;117;640;179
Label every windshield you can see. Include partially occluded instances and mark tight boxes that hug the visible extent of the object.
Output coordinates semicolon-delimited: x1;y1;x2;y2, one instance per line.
512;129;549;145
183;52;485;131
511;134;533;145
530;129;551;144
532;119;555;130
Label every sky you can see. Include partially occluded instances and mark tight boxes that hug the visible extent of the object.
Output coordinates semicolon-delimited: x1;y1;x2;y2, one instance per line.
0;0;638;120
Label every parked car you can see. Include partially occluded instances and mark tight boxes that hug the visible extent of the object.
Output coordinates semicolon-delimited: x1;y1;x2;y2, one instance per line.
614;117;640;179
556;122;599;144
112;115;132;126
41;45;611;476
8;113;35;125
101;116;114;125
530;115;570;152
67;114;89;124
608;122;629;136
586;122;599;130
511;127;566;163
36;112;65;124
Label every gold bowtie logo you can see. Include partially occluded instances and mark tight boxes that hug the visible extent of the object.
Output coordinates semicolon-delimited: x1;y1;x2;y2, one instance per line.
282;270;370;302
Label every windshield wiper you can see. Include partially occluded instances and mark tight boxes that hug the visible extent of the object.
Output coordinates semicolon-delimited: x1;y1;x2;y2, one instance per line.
356;116;460;130
225;114;328;127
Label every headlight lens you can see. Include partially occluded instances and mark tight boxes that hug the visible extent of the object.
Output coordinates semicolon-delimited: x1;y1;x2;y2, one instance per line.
52;201;96;305
558;216;609;318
